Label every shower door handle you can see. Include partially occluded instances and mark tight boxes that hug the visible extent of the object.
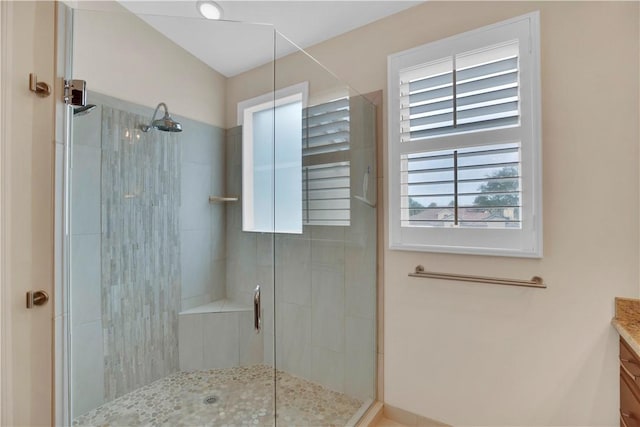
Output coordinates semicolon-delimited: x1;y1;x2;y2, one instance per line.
254;285;261;333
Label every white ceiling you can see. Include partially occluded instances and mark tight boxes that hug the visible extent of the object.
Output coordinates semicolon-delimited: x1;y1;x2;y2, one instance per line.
117;1;423;77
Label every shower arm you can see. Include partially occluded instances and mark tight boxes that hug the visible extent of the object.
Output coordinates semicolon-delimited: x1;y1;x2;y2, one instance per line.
141;102;168;132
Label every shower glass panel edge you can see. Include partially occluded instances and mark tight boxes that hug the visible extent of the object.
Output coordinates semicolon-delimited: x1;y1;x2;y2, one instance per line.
55;3;74;426
272;31;378;426
62;6;278;425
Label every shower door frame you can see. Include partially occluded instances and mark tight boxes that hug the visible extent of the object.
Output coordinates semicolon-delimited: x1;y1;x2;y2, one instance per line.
54;3;74;425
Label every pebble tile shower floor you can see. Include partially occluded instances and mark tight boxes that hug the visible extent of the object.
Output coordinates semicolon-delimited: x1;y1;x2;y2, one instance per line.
72;365;363;426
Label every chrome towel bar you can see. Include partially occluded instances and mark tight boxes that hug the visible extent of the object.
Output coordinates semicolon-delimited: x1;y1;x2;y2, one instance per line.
409;265;546;289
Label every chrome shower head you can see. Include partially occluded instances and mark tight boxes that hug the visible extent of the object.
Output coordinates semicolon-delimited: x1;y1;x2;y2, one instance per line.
141;102;182;133
150;113;182;132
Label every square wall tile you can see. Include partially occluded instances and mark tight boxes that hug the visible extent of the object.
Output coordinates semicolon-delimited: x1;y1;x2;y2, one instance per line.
180;162;212;231
181;122;223;166
263;332;274;367
256;233;274;267
239;311;264;365
345;280;376;322
277;341;312;380
71;320;104;418
226;259;257;301
71;233;102;324
209;259;226;302
71;145;101;235
202;312;239;369
275;236;310;268
311;346;344;393
179;314;204;371
226;203;242;232
262;304;274;337
276;302;311;378
72;104;102;148
345;315;376;401
181;230;213;300
311;240;345;270
310;225;345;242
210;204;226;261
280;264;311;306
311;268;345;352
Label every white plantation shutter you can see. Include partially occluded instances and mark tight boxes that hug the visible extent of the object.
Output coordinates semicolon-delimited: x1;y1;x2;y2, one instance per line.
303;161;350;225
388;12;542;257
401;142;521;228
303;98;351;226
303;98;350;155
400;43;520;141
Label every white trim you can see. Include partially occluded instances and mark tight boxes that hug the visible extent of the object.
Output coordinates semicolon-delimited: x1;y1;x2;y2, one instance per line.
387;11;542;258
237;81;308;126
0;2;13;424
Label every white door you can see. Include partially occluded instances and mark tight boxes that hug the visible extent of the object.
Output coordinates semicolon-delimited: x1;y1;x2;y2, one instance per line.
0;1;56;425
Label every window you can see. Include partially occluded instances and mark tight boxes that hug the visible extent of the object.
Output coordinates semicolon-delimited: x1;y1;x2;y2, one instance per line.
302;97;351;226
388;12;542;257
239;83;308;234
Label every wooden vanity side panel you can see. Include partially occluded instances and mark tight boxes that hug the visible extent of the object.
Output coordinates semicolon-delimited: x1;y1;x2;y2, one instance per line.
620;338;640;426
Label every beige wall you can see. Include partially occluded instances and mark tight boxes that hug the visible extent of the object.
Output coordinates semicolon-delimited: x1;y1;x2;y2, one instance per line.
226;37;354;129
2;1;56;425
73;2;226;127
229;2;640;425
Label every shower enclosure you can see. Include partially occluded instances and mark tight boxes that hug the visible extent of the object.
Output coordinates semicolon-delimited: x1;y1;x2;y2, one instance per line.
60;3;377;426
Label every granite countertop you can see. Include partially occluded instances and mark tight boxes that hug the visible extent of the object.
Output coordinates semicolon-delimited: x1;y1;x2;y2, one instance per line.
612;297;640;356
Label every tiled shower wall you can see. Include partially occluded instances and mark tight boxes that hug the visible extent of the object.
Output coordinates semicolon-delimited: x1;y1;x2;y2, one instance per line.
100;106;181;401
71;102;106;417
71;91;376;418
70;92;226;418
179;112;226;311
224;96;377;402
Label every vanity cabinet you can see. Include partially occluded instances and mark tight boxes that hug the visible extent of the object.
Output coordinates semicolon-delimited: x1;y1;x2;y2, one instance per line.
620;338;640;426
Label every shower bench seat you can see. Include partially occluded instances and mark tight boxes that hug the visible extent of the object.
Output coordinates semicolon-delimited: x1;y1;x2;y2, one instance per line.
178;299;263;372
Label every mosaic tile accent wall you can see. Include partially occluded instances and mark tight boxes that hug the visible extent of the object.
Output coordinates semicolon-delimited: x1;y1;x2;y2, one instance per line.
101;106;181;400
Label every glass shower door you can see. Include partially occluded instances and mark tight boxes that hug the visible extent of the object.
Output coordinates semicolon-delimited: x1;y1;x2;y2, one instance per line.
63;4;376;427
269;32;379;426
65;6;278;426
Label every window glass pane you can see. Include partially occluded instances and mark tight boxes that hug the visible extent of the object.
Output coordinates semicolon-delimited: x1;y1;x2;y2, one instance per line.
244;98;302;233
274;101;303;233
251;107;275;232
401;142;521;229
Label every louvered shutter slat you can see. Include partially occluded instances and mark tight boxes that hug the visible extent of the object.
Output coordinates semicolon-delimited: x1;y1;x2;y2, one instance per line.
400;44;520;143
401;142;522;228
302;98;351;226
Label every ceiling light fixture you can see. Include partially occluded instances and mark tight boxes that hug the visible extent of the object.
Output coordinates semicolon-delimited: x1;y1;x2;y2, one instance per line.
196;0;223;20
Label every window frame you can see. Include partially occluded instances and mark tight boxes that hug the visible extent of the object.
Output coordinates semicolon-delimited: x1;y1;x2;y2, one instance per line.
239;82;309;234
387;12;542;258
